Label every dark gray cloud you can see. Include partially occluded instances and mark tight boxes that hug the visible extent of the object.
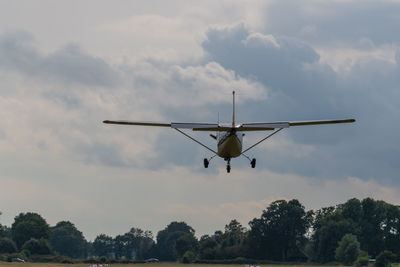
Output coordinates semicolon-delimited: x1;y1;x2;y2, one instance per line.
0;31;120;87
264;0;400;46
201;24;400;184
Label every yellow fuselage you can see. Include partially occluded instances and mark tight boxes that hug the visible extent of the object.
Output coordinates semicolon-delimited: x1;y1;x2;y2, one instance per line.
217;131;243;159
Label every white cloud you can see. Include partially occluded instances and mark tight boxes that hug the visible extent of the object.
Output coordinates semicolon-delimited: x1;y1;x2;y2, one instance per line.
0;0;400;243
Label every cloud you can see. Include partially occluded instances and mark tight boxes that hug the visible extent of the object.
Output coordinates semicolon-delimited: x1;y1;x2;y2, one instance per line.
0;31;120;87
201;23;400;184
0;1;399;243
264;0;400;46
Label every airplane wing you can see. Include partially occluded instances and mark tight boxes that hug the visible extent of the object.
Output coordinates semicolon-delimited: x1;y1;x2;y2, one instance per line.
104;118;355;131
288;118;356;126
103;120;230;131
103;120;171;127
239;119;355;131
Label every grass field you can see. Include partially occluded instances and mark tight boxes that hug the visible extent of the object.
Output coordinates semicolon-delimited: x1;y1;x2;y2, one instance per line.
0;263;321;267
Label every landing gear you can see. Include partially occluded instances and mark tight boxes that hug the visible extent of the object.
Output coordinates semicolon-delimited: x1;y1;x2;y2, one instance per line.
226;158;231;173
251;158;256;168
203;158;209;168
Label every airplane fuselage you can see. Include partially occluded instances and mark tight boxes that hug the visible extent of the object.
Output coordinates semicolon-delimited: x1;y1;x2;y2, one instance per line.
217;130;244;159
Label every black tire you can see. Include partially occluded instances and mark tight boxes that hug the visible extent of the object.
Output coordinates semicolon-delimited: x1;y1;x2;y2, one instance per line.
227;165;231;173
203;158;209;168
251;158;256;168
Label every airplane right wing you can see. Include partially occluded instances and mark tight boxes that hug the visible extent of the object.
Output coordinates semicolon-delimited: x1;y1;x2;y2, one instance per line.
239;119;355;131
288;118;356;126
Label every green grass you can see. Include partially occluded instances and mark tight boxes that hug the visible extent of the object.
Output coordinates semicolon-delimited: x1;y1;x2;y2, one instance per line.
0;264;248;267
0;263;325;267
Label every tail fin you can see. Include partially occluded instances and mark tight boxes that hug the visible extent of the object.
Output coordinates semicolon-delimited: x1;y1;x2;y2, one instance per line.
232;91;235;127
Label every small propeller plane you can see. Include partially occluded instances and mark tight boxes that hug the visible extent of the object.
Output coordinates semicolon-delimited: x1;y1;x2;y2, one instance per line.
104;91;355;173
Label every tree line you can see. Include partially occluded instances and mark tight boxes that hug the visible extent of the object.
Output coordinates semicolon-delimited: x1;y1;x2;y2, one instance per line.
0;197;399;265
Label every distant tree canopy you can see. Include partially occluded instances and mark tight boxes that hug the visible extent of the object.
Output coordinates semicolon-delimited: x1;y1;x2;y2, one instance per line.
93;234;113;257
113;227;154;260
247;199;313;261
11;212;50;249
0;237;17;253
155;221;196;261
335;234;361;265
1;197;400;263
50;221;87;258
311;198;400;263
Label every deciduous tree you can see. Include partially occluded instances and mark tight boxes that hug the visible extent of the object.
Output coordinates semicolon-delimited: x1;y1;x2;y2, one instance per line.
11;212;50;249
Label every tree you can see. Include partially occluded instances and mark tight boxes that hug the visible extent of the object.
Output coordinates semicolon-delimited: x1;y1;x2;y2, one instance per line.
174;233;198;260
314;218;358;263
21;238;52;255
114;227;154;260
11;212;50;249
156;221;196;261
50;221;87;258
0;237;17;253
247;199;312;261
181;250;196;263
93;234;114;257
199;235;218;259
359;198;386;257
0;225;11;239
375;250;397;267
224;219;246;247
335;234;361;265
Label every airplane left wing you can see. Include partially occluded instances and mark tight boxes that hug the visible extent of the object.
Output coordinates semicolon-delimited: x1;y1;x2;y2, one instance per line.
103;120;229;131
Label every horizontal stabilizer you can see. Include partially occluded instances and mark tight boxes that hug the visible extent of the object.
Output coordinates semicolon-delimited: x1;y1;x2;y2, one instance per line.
171;122;219;129
238;122;290;131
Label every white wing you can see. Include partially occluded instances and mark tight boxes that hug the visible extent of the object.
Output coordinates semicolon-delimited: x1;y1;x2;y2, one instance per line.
239;118;355;131
103;120;229;131
103;120;171;127
104;118;355;131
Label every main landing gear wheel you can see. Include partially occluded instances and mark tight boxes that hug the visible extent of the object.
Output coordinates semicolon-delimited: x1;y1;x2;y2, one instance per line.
251;158;256;168
203;158;209;168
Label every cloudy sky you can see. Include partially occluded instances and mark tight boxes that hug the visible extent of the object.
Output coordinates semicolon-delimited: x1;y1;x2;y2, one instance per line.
0;0;399;241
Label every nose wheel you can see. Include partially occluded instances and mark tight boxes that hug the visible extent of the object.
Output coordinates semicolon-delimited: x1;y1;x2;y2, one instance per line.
226;158;231;173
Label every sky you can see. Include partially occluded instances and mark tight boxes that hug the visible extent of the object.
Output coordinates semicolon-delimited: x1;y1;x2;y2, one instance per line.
0;0;399;241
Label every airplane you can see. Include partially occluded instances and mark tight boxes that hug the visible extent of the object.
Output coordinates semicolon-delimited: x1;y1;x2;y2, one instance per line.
103;91;355;173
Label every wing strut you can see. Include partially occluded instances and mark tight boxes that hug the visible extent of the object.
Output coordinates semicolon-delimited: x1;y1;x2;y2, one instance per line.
241;128;284;155
174;128;218;155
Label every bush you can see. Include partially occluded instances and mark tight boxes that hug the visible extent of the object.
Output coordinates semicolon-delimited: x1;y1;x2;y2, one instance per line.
29;254;75;263
356;256;370;267
375;251;397;267
335;234;360;265
181;250;196;263
99;256;107;263
0;238;17;253
22;238;51;255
